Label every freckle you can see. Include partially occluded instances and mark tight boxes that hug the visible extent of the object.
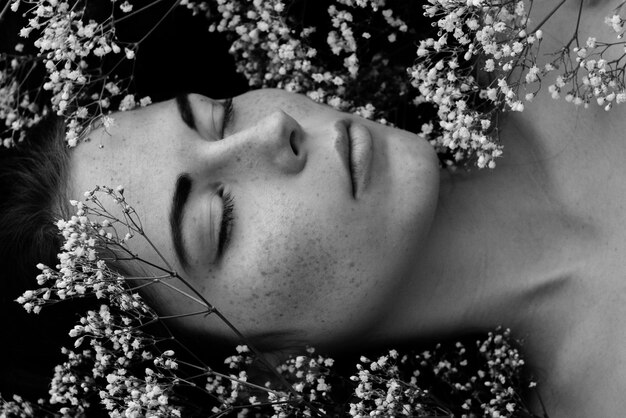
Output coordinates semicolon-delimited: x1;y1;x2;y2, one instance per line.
349;261;355;268
236;157;241;162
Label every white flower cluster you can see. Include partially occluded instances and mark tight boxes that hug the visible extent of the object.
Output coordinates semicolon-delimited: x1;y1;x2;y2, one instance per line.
0;55;47;147
349;349;430;417
410;0;541;168
14;187;189;416
0;394;37;417
16;187;145;313
548;31;626;111
206;345;336;417
208;0;414;123
205;345;256;413
268;347;335;416
430;329;532;417
203;333;539;417
349;328;536;417
1;0;151;148
411;0;626;168
179;0;210;16
49;307;184;418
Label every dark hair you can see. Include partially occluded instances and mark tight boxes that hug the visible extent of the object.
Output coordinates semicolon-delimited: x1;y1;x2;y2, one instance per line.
0;115;77;399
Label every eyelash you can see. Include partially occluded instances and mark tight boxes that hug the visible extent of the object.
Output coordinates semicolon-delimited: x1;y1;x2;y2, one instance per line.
220;98;234;139
216;98;235;257
217;188;235;257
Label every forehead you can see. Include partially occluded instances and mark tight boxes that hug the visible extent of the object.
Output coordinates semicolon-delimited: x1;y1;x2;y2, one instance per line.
69;102;183;267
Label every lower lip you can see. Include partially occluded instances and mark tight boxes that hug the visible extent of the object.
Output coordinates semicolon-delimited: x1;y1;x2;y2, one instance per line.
348;122;373;198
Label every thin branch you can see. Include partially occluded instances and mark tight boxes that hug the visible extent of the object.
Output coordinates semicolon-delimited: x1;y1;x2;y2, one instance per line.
564;0;585;50
528;0;567;35
136;0;182;45
0;1;12;24
103;0;169;29
155;309;211;321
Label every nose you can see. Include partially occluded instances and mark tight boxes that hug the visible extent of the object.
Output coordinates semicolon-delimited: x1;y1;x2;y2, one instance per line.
243;110;306;174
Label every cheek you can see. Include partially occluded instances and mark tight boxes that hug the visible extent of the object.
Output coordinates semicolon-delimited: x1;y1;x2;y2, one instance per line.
219;208;371;339
221;214;398;346
236;220;343;319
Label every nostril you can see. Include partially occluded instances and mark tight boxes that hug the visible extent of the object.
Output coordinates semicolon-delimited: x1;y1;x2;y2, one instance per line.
289;130;299;156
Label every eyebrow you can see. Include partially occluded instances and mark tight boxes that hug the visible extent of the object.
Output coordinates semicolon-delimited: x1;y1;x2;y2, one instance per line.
170;174;193;270
176;93;196;131
168;93;197;271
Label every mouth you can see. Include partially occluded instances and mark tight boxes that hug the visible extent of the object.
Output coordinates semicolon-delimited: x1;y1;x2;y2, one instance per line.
334;120;373;199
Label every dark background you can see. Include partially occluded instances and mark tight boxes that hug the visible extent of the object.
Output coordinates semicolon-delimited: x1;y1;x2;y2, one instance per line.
123;2;250;101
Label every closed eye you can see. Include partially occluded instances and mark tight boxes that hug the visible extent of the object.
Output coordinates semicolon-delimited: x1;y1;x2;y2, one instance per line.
217;187;235;257
220;98;234;139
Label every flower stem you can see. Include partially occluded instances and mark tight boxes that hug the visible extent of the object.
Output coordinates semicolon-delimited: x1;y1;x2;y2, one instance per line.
528;0;567;35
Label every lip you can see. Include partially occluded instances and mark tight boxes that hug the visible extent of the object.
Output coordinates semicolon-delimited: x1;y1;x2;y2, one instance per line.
334;120;373;198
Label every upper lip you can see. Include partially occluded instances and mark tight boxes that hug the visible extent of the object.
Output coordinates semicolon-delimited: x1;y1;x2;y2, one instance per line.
334;120;372;198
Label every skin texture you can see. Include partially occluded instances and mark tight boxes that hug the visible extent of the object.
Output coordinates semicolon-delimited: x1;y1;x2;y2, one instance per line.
70;89;440;350
65;4;626;416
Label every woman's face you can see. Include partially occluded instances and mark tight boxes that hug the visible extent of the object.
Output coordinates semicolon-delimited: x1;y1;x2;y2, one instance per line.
71;89;439;350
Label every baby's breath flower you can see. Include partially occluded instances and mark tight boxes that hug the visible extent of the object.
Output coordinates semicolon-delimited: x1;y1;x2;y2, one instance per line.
0;0;156;147
120;1;133;13
409;0;626;168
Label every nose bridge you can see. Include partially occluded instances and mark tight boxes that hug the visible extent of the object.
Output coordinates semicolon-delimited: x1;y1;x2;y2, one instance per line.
239;109;306;175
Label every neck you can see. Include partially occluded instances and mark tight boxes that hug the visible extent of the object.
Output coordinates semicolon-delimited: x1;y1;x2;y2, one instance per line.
373;117;599;365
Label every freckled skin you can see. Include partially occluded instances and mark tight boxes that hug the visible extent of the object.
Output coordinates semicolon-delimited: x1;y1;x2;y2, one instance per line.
70;89;440;351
